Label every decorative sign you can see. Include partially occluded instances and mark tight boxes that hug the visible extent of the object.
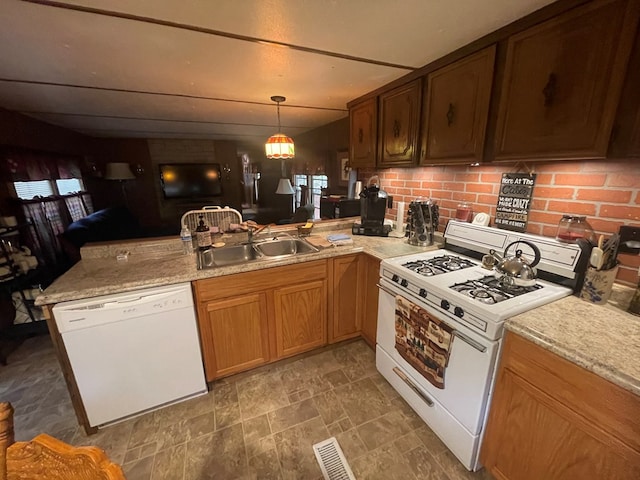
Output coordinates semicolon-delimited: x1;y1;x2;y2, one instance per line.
495;173;536;232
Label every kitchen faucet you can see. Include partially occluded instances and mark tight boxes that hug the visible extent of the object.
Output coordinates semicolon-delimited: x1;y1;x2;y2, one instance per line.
247;223;272;243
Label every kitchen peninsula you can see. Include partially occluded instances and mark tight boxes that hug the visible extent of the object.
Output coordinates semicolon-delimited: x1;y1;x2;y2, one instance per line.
35;219;640;478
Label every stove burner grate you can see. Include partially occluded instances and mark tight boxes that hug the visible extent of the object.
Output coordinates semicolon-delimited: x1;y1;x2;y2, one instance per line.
401;255;476;276
450;276;542;304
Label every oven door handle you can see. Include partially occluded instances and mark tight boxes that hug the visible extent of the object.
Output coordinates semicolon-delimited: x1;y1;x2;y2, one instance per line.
376;283;397;297
392;367;434;407
453;331;487;353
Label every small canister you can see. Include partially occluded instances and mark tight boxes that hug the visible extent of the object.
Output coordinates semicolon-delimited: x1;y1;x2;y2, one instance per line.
455;202;473;222
555;215;595;243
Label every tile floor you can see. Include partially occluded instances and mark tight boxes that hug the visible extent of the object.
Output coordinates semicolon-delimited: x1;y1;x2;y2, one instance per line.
0;334;495;480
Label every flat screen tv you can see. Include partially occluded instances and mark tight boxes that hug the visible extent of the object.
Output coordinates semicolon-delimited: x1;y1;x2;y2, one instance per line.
159;163;223;199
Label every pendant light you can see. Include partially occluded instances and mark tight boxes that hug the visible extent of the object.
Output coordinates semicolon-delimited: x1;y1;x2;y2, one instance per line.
265;96;295;159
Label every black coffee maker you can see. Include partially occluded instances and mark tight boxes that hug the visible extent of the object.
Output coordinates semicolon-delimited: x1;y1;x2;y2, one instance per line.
352;179;392;237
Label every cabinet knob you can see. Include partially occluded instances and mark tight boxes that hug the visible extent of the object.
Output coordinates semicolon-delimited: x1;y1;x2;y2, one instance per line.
542;73;557;107
358;128;364;143
446;103;455;126
392;119;401;137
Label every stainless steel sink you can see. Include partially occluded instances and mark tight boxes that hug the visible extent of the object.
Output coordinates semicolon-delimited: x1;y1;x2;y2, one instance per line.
254;238;318;257
198;243;262;268
197;237;318;269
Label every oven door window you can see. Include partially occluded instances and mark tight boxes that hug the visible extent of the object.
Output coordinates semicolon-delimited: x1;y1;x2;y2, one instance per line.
395;295;454;389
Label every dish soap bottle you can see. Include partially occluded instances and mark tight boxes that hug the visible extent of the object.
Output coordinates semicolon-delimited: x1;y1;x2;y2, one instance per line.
195;215;212;251
180;224;194;255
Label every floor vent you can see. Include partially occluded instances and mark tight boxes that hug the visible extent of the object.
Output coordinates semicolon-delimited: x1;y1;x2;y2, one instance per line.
313;437;356;480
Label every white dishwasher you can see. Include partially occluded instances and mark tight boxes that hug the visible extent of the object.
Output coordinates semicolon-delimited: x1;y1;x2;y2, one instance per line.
53;282;207;428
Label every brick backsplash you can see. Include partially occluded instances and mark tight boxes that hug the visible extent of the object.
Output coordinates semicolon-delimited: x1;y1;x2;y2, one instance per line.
360;159;640;285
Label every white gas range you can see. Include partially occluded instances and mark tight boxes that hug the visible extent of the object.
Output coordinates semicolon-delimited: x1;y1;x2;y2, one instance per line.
375;221;589;471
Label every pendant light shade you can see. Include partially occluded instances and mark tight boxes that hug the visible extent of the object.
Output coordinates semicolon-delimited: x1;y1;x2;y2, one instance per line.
265;96;295;159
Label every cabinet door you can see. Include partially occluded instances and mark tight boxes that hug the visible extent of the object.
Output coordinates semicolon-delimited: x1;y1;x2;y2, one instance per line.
274;280;327;359
610;26;640;158
378;80;421;167
329;255;363;343
350;98;377;168
481;332;640;479
198;293;270;381
494;0;639;161
420;46;495;165
361;254;381;349
482;369;640;480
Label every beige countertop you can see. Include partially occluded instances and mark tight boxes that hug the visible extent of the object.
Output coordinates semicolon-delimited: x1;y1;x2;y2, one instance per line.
36;220;442;305
506;284;640;396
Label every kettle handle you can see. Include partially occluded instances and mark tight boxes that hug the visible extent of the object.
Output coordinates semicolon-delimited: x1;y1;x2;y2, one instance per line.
504;240;541;268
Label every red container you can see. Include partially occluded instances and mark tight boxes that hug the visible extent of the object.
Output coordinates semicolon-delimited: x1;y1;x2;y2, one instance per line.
455;203;473;222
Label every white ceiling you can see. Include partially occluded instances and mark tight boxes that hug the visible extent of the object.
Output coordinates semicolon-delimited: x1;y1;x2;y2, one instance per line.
0;0;556;151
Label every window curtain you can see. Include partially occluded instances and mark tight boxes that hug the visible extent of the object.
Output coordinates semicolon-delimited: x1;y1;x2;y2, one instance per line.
2;148;93;274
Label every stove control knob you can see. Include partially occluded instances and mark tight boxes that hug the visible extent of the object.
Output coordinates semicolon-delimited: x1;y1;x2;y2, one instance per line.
400;279;408;287
392;274;399;283
419;288;427;298
454;307;464;318
440;299;450;310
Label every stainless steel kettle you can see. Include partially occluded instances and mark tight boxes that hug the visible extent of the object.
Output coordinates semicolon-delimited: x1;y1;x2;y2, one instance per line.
488;240;541;287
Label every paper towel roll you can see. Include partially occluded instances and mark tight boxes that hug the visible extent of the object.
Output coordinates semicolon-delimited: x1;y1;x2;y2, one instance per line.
396;201;405;232
353;181;363;198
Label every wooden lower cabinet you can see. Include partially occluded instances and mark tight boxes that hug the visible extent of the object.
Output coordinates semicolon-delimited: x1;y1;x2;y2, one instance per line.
274;280;327;358
361;254;381;348
329;254;364;343
194;260;328;381
481;331;640;480
194;253;384;380
197;292;270;380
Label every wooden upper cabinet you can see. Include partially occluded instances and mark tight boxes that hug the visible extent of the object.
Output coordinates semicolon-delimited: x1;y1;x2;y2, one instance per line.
378;79;421;167
610;26;640;158
420;46;496;165
493;0;639;161
349;98;377;168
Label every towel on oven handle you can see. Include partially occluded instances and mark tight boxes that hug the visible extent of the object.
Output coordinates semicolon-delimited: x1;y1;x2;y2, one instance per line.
394;295;454;389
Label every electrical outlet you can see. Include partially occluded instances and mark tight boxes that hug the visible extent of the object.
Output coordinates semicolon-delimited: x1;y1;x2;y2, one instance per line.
618;225;640;254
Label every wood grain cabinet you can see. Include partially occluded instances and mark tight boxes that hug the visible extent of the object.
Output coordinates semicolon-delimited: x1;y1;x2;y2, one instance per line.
360;254;381;348
493;0;639;161
349;98;378;168
420;46;495;165
197;292;270;380
274;280;327;359
481;331;640;480
378;79;422;167
194;260;328;381
610;26;640;158
329;254;364;343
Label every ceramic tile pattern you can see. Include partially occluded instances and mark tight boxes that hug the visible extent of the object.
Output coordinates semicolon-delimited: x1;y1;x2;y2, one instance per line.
1;335;495;480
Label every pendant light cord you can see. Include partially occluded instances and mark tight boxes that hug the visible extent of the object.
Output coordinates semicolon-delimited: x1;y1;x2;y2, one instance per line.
277;100;282;132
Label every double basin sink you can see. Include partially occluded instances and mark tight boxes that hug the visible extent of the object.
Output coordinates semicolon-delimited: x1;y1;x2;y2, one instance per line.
198;237;319;269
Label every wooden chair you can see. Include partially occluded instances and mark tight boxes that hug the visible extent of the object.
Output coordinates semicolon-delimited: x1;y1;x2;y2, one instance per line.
0;402;125;480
